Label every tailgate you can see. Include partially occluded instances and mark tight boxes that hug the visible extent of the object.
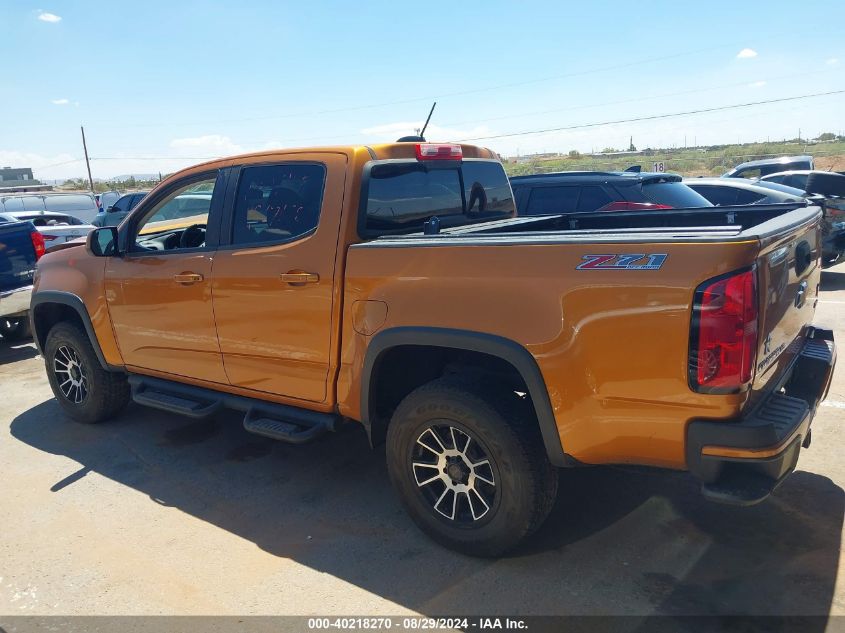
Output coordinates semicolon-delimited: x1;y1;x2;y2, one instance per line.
751;210;822;396
0;222;37;292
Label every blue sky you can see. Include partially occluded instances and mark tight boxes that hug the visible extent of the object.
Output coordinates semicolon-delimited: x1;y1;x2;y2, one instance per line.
1;0;843;179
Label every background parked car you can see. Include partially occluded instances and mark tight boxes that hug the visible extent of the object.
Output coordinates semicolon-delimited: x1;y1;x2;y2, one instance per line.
0;211;95;245
95;190;121;211
759;170;845;267
0;192;99;224
0;219;42;342
92;191;148;227
722;155;814;179
509;171;712;216
685;178;808;206
760;169;845;195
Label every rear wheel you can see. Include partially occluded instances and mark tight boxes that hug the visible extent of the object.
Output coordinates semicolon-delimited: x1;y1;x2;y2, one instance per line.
0;317;32;342
44;322;130;423
386;378;558;556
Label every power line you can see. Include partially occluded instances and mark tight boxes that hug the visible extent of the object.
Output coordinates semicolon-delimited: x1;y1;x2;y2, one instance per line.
105;36;783;130
35;158;84;169
45;89;843;170
440;68;841;129
457;89;845;142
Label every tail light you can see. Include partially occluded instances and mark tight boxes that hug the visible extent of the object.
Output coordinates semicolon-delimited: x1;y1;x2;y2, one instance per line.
42;234;59;241
30;230;46;260
689;267;758;393
598;201;673;212
415;143;462;161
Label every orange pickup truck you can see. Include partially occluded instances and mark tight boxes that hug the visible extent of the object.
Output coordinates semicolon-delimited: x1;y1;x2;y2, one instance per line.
30;142;836;555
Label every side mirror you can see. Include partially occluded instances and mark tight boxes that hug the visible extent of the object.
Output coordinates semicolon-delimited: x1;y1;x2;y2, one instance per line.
88;227;118;257
106;205;115;212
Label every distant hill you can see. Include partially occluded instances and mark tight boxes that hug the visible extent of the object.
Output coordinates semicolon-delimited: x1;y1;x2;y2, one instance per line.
107;173;160;182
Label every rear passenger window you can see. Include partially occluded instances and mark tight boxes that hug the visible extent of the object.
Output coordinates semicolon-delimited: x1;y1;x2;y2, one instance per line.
110;196;131;213
462;160;515;216
526;186;580;215
232;164;325;245
735;189;766;204
695;186;737;206
577;186;612;212
788;175;808;190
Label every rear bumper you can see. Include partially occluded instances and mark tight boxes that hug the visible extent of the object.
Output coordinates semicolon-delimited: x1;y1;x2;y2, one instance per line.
686;327;836;506
0;284;33;318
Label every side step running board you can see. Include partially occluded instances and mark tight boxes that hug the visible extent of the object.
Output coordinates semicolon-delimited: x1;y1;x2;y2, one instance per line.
131;379;223;419
244;407;334;444
128;375;340;444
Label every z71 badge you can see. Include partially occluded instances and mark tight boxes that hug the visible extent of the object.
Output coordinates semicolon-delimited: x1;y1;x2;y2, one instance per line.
576;253;668;270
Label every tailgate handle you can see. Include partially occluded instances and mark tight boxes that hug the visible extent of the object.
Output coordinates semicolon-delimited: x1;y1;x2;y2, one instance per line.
795;241;812;275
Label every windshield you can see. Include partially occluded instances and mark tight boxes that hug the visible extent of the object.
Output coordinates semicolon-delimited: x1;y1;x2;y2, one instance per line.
754;181;808;197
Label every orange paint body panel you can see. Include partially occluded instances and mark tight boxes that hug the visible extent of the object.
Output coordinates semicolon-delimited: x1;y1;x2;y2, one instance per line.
32;141;827;476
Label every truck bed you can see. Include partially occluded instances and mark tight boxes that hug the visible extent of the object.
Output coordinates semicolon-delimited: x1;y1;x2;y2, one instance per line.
402;202;818;243
344;202;822;470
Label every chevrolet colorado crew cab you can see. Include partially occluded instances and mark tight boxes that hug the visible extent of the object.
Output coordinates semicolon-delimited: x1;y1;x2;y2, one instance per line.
31;142;836;556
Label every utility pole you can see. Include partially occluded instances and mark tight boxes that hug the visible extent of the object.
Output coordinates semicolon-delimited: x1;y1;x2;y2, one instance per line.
80;126;94;192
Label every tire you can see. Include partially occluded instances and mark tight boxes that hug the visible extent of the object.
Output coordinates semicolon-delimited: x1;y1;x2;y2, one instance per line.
0;317;32;342
386;378;558;557
806;172;845;198
44;322;130;424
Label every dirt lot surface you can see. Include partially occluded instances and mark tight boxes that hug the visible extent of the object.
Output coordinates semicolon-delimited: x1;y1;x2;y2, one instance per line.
2;263;845;619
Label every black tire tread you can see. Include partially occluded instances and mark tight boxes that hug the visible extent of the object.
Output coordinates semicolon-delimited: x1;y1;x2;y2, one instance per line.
387;377;558;556
44;322;129;424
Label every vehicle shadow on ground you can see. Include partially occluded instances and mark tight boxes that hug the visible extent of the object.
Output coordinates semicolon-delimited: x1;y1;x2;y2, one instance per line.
0;339;38;365
10;400;844;622
821;270;845;292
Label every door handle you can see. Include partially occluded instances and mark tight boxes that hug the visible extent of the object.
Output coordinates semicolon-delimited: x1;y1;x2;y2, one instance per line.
280;272;320;285
173;273;204;284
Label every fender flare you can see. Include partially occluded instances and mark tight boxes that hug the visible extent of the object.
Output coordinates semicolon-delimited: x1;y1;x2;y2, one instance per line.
30;290;116;371
361;326;568;467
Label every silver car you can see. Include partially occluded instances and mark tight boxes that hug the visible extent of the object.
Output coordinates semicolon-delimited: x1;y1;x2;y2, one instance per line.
0;192;99;224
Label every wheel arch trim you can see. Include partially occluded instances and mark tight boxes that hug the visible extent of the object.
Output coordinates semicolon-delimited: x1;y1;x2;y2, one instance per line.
30;291;115;371
361;326;568;467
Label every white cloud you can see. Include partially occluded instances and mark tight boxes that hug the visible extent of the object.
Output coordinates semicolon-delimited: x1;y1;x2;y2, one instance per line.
748;81;766;89
0;150;79;180
169;134;243;156
827;58;840;66
736;48;758;59
37;11;62;23
51;98;69;105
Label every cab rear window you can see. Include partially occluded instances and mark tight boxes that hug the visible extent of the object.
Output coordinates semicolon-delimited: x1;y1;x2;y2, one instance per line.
362;159;515;235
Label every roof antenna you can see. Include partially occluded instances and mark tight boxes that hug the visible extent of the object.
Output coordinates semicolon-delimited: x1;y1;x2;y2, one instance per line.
397;102;437;143
419;101;436;140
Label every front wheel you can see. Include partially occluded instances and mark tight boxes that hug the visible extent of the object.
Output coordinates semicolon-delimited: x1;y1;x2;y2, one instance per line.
386;379;558;556
44;322;130;423
0;317;32;342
